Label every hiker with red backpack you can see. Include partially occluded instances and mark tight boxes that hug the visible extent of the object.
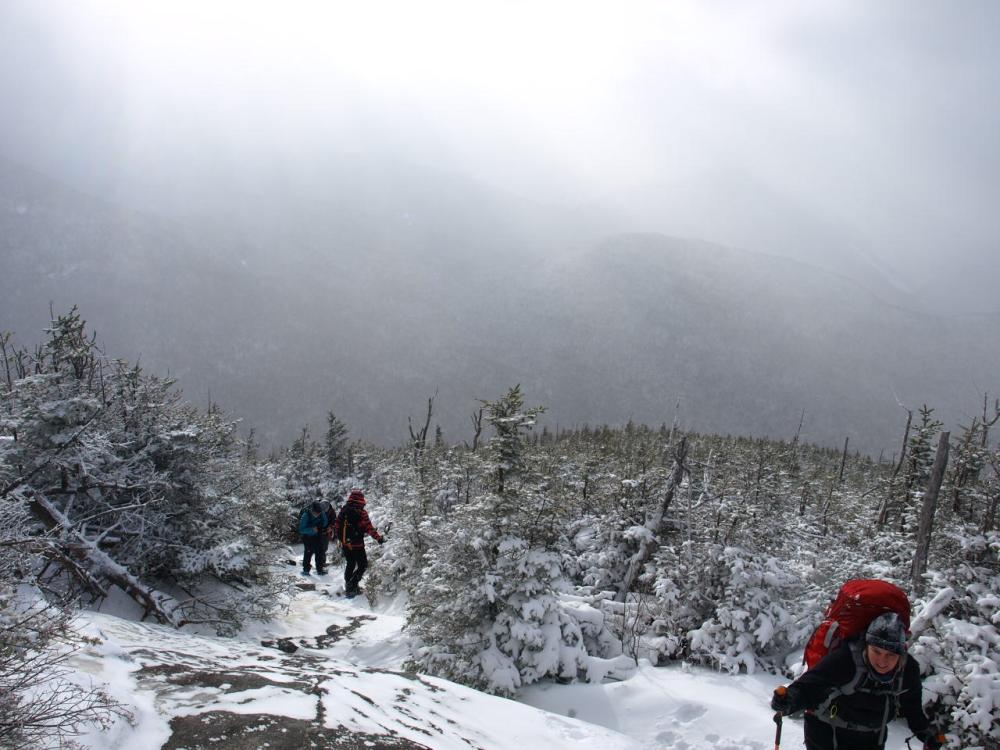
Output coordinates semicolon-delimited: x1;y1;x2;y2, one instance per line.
771;579;946;750
334;488;384;597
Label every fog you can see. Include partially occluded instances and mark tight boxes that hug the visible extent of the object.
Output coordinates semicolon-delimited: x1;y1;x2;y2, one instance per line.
1;1;998;452
3;1;999;288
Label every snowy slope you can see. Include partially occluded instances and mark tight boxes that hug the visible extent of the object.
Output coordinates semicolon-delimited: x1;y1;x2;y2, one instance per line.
68;580;640;750
65;577;925;749
522;664;920;749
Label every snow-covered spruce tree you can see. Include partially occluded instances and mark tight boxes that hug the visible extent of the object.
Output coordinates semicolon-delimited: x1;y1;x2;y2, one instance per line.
285;428;324;504
142;403;291;631
406;504;589;695
406;386;590;695
324;410;350;479
947;403;997;525
0;309;287;632
986;442;1000;534
901;405;944;535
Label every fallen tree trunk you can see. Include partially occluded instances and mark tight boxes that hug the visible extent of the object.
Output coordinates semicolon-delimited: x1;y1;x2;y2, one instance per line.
28;493;186;627
0;537;108;600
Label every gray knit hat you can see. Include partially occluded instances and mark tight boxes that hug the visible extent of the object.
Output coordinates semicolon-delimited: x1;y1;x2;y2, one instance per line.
866;612;907;654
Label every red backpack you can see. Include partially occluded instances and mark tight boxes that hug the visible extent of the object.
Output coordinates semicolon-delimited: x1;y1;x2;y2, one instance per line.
803;579;911;669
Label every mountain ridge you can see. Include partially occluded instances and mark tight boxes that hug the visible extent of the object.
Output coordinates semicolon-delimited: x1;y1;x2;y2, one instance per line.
1;160;994;455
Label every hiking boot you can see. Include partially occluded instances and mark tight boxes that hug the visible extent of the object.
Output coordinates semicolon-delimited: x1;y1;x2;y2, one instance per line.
301;569;311;576
316;568;328;575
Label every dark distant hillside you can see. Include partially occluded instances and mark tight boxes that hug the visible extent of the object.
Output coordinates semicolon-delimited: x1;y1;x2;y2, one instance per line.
2;161;995;455
518;235;999;453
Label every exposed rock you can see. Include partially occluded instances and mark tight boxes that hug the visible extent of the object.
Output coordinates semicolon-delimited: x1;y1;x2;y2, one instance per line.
162;711;431;750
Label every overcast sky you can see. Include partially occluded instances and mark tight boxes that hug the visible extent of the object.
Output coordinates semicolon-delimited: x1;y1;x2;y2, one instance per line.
2;0;998;290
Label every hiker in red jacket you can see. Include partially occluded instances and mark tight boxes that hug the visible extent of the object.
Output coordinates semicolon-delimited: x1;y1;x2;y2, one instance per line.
771;613;944;750
334;488;384;597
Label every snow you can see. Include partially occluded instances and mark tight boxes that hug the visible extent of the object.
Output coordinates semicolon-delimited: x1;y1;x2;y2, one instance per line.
62;577;932;750
521;661;920;749
911;587;955;636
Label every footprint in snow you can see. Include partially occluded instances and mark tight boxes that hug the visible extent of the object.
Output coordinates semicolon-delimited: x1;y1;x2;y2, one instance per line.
673;702;707;723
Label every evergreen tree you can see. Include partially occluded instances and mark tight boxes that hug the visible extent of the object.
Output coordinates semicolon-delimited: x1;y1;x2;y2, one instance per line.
405;387;592;695
325;410;350;477
948;416;990;518
481;384;544;496
902;405;943;534
0;311;287;629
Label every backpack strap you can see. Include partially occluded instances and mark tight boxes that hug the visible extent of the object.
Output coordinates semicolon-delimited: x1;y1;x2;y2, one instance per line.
814;641;867;718
823;620;840;650
814;641;907;738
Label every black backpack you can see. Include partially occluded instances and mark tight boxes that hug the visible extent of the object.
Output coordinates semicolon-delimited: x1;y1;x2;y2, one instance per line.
338;503;365;545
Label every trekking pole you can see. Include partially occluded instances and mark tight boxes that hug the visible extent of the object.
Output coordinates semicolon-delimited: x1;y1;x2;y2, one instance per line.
773;686;787;750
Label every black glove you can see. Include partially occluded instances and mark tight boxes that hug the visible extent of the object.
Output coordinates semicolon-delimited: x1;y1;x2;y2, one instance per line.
917;731;945;750
377;537;385;545
770;686;794;715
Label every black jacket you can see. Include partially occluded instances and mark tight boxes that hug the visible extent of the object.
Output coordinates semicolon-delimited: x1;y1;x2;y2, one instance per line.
786;641;931;750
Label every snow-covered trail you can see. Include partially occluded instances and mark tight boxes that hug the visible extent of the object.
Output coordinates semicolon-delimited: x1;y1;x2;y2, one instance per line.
67;573;922;749
68;576;640;749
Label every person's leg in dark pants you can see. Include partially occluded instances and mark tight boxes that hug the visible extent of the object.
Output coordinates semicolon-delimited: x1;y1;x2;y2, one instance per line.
350;549;368;590
343;547;356;590
315;536;329;574
344;548;368;593
302;536;318;573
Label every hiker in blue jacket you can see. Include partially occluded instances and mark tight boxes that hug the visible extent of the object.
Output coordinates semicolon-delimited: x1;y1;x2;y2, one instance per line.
299;501;328;575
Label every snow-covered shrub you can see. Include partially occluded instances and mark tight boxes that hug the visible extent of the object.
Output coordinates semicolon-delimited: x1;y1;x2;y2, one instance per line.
568;510;641;592
558;592;624;662
654;543;805;673
0;590;131;750
0;493;130;749
363;461;439;598
910;533;1000;748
